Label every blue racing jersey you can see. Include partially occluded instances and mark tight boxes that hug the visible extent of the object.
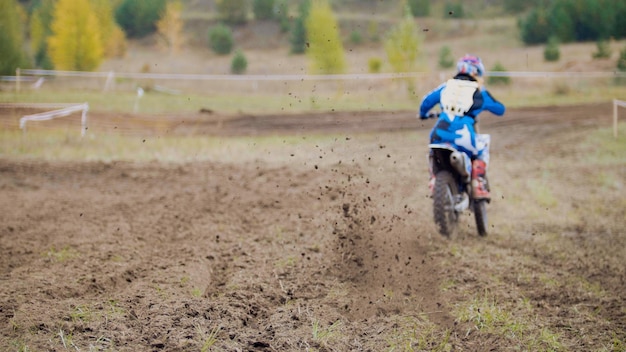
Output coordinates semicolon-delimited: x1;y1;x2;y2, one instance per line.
419;74;505;158
419;74;505;119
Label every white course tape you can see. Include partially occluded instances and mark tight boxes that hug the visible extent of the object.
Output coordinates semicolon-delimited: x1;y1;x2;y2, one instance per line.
19;103;89;137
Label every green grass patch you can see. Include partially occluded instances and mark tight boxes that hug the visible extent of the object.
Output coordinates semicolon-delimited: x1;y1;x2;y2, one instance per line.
9;340;31;352
0;129;238;162
382;316;451;352
312;319;343;347
196;324;220;352
490;84;626;109
583;123;626;166
69;305;94;323
191;287;203;297
527;179;558;209
454;293;564;351
45;246;79;262
4;75;626;116
0;88;416;115
0;125;357;162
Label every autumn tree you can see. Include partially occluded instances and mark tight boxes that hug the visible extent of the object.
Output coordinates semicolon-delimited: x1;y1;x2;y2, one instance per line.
0;0;27;75
157;0;184;54
48;0;103;71
384;5;422;93
385;7;421;73
305;0;345;74
91;0;127;58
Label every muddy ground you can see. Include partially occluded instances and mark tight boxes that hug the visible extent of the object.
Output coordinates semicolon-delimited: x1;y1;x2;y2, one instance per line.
0;102;624;351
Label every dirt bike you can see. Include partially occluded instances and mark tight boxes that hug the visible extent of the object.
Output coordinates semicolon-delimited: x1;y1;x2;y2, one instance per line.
429;141;488;238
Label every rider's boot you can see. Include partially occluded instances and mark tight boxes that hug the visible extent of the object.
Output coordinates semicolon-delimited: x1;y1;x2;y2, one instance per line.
471;159;490;200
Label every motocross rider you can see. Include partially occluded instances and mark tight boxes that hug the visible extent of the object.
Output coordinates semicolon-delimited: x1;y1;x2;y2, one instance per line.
419;54;506;199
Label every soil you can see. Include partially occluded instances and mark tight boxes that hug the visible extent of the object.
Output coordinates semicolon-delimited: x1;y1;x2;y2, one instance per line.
1;102;625;351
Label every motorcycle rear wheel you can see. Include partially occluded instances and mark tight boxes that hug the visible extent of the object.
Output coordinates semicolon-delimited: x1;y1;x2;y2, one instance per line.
433;170;459;238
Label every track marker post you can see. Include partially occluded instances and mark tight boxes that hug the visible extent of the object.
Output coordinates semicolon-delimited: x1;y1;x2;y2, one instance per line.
16;68;20;93
134;87;144;113
614;99;626;139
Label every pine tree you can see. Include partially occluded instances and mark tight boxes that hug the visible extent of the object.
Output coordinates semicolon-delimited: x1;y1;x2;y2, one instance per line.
253;0;275;20
0;0;27;75
407;0;429;17
115;0;166;38
290;0;310;54
543;36;560;62
618;46;626;72
208;24;234;55
519;7;550;44
215;0;248;25
547;3;573;43
275;0;290;32
48;0;103;71
30;0;54;69
305;0;346;74
438;46;454;69
231;50;248;74
156;0;184;54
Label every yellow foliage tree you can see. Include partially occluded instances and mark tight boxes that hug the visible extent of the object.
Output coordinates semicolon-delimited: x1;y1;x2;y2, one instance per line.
48;0;103;71
157;0;184;54
384;6;422;74
0;0;26;75
305;0;346;74
30;9;45;54
384;5;423;94
91;0;127;58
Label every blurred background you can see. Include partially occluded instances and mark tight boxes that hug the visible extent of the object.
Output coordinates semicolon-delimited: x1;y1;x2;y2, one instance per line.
1;0;626;115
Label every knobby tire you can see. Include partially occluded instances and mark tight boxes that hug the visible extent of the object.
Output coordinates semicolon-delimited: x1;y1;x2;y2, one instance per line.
433;170;458;238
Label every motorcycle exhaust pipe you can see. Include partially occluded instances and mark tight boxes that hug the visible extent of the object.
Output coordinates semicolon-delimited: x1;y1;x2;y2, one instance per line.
450;151;471;183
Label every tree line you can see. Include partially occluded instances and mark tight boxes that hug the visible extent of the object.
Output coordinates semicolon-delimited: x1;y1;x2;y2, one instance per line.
3;0;626;77
1;0;177;75
1;0;416;77
519;0;626;45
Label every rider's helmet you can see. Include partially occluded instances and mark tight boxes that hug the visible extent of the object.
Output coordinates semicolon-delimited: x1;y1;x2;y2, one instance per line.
456;54;485;77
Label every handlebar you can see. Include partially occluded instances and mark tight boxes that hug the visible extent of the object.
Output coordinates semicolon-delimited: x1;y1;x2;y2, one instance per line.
419;112;440;120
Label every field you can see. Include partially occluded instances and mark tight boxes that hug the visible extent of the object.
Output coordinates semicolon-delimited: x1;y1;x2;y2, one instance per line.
1;101;625;351
1;8;626;352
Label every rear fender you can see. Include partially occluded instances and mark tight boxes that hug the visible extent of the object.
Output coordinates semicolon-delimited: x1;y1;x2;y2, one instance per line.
429;143;471;183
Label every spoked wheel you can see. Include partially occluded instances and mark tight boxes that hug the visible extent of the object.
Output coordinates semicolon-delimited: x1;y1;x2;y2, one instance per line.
433;170;459;238
473;200;488;237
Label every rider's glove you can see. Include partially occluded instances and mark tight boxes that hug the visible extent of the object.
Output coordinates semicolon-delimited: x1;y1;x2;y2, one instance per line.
418;113;429;120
